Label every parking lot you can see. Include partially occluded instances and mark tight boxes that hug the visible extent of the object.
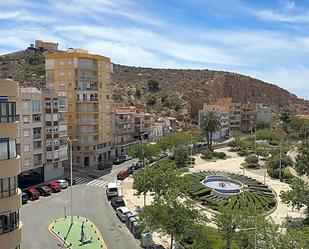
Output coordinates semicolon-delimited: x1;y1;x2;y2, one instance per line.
20;159;141;249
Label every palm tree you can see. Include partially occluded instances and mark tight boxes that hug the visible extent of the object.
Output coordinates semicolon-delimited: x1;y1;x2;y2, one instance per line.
201;111;221;150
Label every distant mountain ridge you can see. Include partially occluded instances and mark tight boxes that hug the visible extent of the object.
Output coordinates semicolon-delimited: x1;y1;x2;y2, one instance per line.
0;48;308;124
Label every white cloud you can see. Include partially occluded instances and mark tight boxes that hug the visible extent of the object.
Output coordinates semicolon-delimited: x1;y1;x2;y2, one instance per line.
0;11;21;19
253;9;309;23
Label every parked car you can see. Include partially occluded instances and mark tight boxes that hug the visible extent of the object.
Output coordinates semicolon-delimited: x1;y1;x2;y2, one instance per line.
98;161;113;170
116;207;131;222
64;177;76;186
148;245;165;249
106;182;118;199
48;182;61;192
111;196;125;209
26;188;40;201
117;170;129;180
55;179;68;189
113;157;125;165
126;165;135;175
36;186;52;196
21;192;29;204
125;155;133;161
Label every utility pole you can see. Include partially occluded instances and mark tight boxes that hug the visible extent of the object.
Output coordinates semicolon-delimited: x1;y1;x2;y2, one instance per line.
67;137;78;225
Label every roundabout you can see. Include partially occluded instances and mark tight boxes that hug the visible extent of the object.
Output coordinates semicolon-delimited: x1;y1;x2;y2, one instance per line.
187;171;277;213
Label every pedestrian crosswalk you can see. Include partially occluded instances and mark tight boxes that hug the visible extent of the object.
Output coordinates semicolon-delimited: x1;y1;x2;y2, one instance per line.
86;179;108;187
74;177;108;188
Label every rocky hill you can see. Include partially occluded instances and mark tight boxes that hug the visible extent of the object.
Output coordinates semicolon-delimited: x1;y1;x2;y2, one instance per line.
1;48;309;125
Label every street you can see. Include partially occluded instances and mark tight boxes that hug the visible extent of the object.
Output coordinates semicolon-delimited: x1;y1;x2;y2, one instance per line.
20;159;140;249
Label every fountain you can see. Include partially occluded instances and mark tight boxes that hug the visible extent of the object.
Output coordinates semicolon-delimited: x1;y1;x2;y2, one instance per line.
202;175;244;196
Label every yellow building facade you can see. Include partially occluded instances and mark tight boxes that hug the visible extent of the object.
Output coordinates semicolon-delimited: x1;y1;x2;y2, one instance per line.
45;49;113;166
0;79;23;249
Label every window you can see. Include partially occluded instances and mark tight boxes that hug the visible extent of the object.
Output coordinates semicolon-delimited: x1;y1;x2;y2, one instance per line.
53;163;58;169
23;129;30;137
33;141;42;149
0;138;16;160
24;158;30;167
53;101;58;108
46;140;52;147
53;127;58;133
59;72;65;77
46;128;52;133
59;83;65;88
0;176;17;198
46;114;52;121
59;61;65;66
53;140;59;146
33;154;42;165
0;102;16;123
46;152;53;160
45;101;51;108
106;95;110;100
22;99;30;110
23;144;30;152
0;211;19;234
23;115;30;124
32;100;41;112
77;157;80;163
33;114;41;123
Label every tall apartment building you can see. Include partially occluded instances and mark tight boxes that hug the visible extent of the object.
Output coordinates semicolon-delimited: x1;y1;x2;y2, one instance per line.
0;80;23;249
256;104;272;122
17;87;68;189
215;98;241;134
240;103;256;132
198;104;229;140
113;107;135;157
45;48;113;166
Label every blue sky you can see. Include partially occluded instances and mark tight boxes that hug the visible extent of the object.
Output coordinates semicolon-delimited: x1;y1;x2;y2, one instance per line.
0;0;309;99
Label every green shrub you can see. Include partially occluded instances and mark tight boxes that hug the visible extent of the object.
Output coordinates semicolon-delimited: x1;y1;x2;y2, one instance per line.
283;167;294;179
201;149;213;159
255;147;269;157
147;79;159;91
146;95;156;105
238;149;252;157
245;154;259;164
160;93;168;103
213;151;226;159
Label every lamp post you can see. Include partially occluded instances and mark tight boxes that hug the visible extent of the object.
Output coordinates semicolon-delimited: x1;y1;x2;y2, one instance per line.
279;143;282;182
67;137;78;225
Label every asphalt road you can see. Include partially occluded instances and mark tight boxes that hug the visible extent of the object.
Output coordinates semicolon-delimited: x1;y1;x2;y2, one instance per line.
20;159;141;249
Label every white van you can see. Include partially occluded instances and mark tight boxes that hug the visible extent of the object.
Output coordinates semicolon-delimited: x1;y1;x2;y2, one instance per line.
106;182;118;199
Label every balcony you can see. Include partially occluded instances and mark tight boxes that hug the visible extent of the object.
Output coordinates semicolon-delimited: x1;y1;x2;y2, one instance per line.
76;107;99;112
77;119;99;124
76;75;98;81
76;97;98;102
33;133;42;140
77;128;99;134
0;221;23;249
0;188;21;214
0;155;21;178
76;85;99;91
34;160;42;166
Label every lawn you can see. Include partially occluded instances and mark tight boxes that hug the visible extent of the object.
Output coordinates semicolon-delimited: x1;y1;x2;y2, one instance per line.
50;216;106;249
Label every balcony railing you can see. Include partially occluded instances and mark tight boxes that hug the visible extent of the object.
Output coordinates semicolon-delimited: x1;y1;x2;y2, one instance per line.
34;160;42;166
76;97;98;102
76;86;99;91
77;119;99;124
33;134;42;139
76;107;99;112
77;128;99;134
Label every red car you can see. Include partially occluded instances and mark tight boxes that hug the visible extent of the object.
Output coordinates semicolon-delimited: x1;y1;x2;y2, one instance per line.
26;188;40;201
117;170;129;180
48;182;61;192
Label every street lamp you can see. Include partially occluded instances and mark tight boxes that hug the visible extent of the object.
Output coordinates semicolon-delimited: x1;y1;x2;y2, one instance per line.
235;219;257;249
67;137;78;225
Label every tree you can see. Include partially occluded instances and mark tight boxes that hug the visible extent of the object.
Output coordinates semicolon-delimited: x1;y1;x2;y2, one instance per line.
133;160;189;205
255;119;271;130
294;143;309;176
142;198;203;249
147;79;159;91
280;178;309;216
146;95;156;105
280;108;291;124
200;111;221;150
127;142;160;161
157;132;191;152
266;153;293;178
171;146;189;168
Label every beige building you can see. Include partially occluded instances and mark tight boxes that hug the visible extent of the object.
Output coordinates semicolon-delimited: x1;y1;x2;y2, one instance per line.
198;104;229;140
16;87;68;189
45;48;113;166
256;104;272;122
0;79;23;249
